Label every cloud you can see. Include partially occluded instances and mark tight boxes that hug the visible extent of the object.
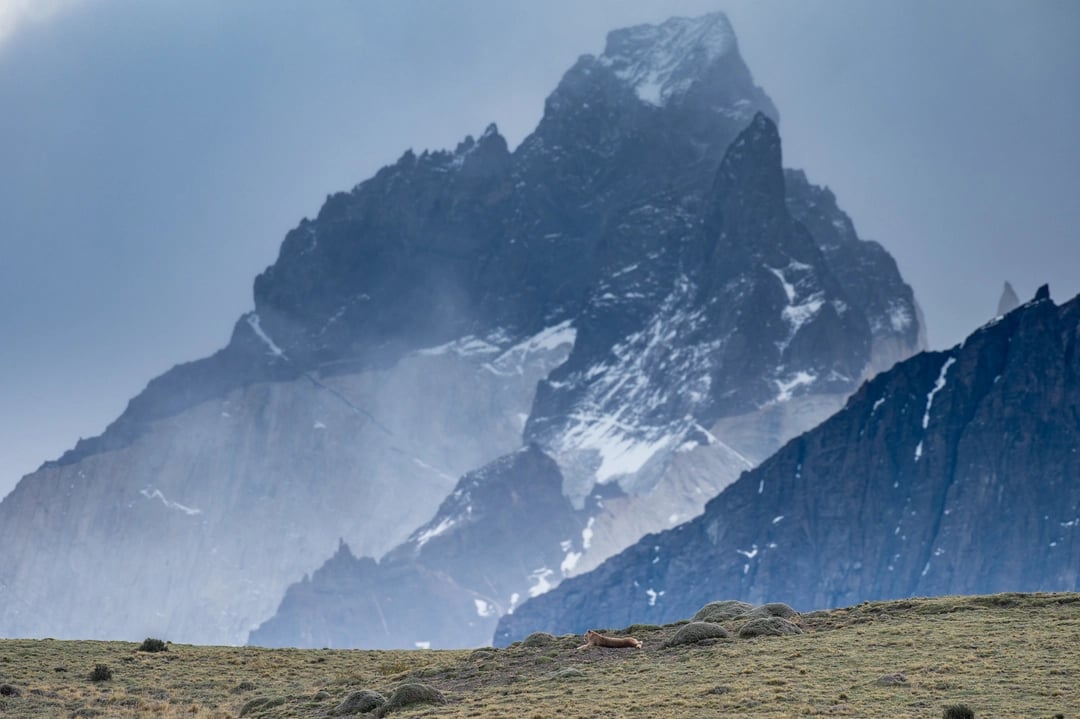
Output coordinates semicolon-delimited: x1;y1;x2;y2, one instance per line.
0;0;86;46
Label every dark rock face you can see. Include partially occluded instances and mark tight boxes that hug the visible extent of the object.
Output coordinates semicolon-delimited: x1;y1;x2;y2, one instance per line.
524;111;875;501
784;169;924;373
496;291;1080;644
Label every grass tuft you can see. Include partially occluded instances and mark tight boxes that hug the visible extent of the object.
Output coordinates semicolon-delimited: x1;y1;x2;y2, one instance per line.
88;664;112;682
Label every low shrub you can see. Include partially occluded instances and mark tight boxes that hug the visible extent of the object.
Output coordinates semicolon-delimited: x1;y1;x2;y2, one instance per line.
942;704;975;719
737;617;802;638
521;632;557;648
625;623;661;633
88;664;112;682
663;621;729;647
332;689;386;715
137;637;167;653
375;683;445;717
738;603;799;620
692;600;754;623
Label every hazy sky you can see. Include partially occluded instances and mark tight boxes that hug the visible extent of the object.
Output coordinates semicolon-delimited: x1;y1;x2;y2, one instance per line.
2;0;1078;499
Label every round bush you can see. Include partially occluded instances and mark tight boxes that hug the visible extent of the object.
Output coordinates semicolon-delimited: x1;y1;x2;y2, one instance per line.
663;621;730;647
692;600;754;623
521;632;557;648
737;603;799;620
942;704;975;719
737;616;802;638
137;637;167;653
376;683;445;716
333;689;386;715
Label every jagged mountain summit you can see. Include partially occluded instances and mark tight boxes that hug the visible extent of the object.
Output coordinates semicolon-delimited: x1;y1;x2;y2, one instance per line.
247;19;922;648
998;280;1020;316
496;287;1080;644
0;12;920;646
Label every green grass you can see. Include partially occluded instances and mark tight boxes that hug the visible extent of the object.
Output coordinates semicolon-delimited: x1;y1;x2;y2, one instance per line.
0;593;1077;718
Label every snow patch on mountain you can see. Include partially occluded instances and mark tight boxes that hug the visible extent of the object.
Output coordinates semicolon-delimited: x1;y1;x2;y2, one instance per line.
473;598;496;618
561;414;679;484
582;517;595;549
245;312;286;359
485;321;576;377
413;515;459;549
528;567;556;597
888;300;913;332
599;12;737;107
416;336;501;358
922;357;957;429
412;457;455;482
769;262;826;349
140;487;201;516
774;371;818;403
543;276;728;496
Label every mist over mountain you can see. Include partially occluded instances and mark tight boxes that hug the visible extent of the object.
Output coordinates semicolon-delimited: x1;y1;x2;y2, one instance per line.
1;12;920;646
497;286;1080;644
244;14;920;650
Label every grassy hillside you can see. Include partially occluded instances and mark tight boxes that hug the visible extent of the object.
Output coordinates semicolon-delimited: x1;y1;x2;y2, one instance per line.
1;593;1075;718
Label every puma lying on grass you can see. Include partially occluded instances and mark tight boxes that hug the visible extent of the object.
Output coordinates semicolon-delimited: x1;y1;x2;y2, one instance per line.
576;629;642;650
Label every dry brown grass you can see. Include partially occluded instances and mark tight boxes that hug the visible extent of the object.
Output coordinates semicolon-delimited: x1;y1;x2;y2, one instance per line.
1;593;1077;718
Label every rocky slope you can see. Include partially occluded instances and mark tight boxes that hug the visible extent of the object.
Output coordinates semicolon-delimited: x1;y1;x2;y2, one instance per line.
0;12;921;645
496;287;1080;644
248;445;600;649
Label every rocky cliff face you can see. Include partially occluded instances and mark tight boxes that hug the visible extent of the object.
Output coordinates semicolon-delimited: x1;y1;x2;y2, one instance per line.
496;288;1080;644
0;12;922;645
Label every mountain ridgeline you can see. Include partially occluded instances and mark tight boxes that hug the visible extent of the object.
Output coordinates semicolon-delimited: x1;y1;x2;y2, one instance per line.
497;287;1080;644
0;13;921;646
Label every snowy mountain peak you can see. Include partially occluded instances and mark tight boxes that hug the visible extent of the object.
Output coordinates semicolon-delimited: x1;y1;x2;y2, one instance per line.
599;12;737;107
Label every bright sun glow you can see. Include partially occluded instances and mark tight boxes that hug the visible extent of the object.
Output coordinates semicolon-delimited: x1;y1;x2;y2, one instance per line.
0;0;87;46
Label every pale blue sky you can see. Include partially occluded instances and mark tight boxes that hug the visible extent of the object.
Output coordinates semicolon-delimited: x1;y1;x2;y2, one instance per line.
2;0;1078;498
